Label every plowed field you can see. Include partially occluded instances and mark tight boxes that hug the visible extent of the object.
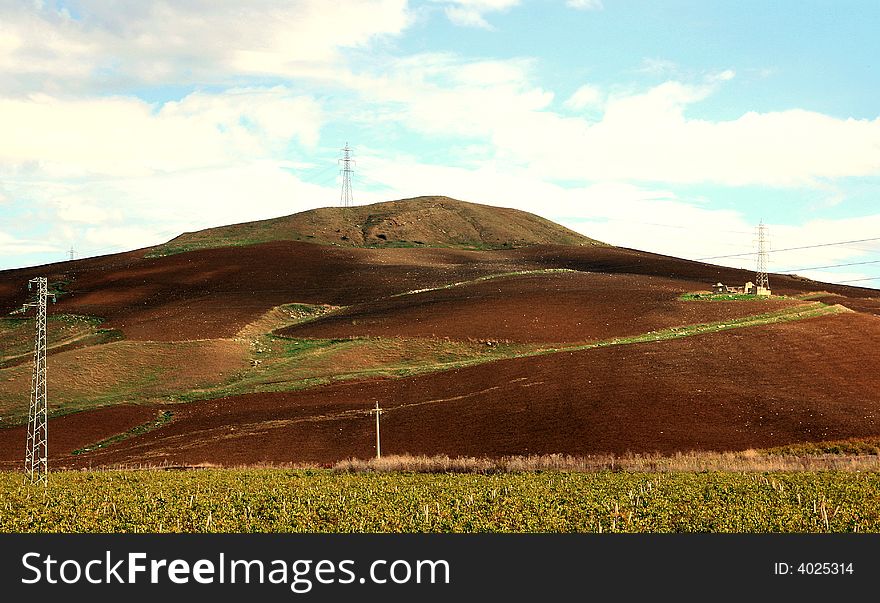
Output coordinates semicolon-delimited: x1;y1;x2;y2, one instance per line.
11;312;871;468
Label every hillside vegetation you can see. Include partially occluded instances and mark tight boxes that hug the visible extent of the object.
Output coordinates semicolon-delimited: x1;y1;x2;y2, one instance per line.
150;196;602;255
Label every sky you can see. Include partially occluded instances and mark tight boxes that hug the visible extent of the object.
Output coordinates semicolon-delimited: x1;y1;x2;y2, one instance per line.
1;0;879;288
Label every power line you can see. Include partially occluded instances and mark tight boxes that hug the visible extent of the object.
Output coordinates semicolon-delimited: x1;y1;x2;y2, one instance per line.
695;236;880;261
777;259;880;273
567;216;754;236
837;276;880;283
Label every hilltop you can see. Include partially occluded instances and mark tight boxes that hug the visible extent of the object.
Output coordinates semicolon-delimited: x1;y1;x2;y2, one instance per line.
151;196;602;256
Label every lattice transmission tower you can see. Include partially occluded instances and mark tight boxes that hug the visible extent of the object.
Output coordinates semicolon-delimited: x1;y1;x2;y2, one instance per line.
756;221;770;292
338;142;355;207
22;277;55;486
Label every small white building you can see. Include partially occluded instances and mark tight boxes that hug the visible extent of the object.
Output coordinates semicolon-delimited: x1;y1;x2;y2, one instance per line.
744;281;771;296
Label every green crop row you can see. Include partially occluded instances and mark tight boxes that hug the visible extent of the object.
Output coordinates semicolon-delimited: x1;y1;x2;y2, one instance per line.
2;470;879;533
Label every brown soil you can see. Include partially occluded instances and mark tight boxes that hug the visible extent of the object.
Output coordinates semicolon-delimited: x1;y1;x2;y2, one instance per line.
282;271;805;344
18;311;875;468
508;245;880;299
2;243;872;343
0;243;525;341
0;405;159;469
810;294;880;316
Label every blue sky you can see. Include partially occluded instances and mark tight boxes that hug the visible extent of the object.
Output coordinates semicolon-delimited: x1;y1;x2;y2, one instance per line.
1;0;879;287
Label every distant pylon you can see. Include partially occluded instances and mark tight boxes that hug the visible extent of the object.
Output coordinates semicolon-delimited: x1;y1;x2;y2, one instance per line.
68;246;75;261
22;278;55;486
338;142;355;207
756;221;770;291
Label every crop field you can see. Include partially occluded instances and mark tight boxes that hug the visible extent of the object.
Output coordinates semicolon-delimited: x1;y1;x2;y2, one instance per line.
2;469;879;533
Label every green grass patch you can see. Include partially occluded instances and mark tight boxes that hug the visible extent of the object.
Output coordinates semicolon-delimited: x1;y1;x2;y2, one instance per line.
679;292;787;302
2;470;879;533
765;438;880;456
280;338;348;357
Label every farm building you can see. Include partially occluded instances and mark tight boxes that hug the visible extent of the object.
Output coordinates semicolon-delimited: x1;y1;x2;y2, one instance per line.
712;281;771;296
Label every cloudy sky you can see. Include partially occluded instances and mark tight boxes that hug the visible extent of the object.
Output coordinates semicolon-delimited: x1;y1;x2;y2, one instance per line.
1;0;879;287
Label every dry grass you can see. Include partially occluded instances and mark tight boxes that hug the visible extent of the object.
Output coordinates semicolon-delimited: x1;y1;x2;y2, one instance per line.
332;451;880;474
61;449;880;474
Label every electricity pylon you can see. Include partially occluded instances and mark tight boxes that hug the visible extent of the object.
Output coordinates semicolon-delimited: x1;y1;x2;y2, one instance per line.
756;221;770;292
338;142;355;207
22;277;55;486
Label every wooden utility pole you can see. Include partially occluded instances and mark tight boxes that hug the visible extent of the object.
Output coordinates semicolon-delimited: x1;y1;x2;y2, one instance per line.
373;401;383;459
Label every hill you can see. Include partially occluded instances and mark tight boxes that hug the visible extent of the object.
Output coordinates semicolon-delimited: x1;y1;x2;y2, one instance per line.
151;196;602;255
0;197;879;468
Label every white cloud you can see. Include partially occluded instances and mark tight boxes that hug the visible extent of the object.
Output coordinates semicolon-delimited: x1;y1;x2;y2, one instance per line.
79;225;171;253
353;54;553;140
444;6;493;28
434;0;520;29
54;196;122;224
0;159;343;269
0;0;411;91
115;161;338;229
351;55;880;187
564;84;603;111
0;87;322;177
0;232;61;257
566;0;604;10
637;57;679;76
710;69;736;82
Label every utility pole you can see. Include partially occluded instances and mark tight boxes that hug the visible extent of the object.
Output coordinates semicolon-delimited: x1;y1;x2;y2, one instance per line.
22;278;55;486
756;221;771;295
372;401;383;459
338;142;355;208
